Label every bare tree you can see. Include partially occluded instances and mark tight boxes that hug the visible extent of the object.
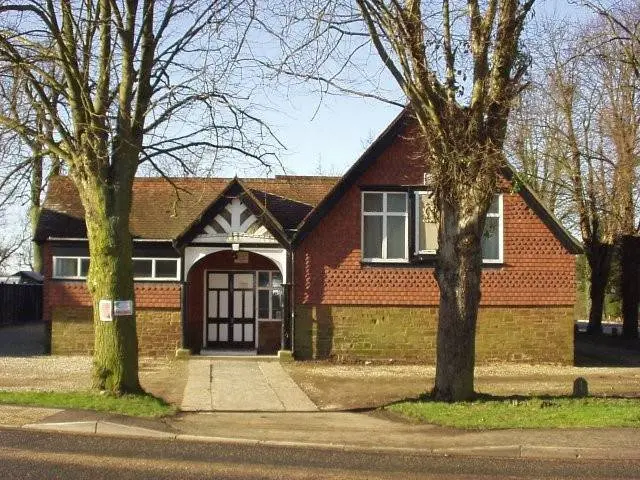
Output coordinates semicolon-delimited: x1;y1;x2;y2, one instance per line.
517;12;640;335
583;0;640;337
507;78;570;218
0;66;62;273
263;0;535;401
0;0;276;392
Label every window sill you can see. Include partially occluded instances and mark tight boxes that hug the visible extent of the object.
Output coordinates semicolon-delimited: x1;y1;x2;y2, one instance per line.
52;277;181;283
360;258;506;269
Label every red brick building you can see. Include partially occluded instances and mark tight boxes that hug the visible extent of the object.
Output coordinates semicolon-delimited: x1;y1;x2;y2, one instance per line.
37;111;581;362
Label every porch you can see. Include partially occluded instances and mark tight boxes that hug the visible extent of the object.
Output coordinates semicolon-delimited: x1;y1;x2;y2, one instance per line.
182;249;290;356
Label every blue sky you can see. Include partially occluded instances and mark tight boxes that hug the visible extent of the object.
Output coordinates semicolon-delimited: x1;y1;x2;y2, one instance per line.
4;0;594;271
227;0;588;179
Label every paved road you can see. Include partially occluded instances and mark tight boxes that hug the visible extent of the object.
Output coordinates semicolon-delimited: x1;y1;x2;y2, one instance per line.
1;428;640;479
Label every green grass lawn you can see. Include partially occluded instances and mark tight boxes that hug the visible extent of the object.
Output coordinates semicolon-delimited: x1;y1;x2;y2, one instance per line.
386;396;640;429
0;391;176;418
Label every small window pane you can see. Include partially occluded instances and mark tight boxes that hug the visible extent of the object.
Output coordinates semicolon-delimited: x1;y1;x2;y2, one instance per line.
244;324;253;342
209;273;228;289
272;289;283;320
234;290;243;318
233;273;254;289
219;323;228;341
363;216;383;259
258;272;270;288
417;194;438;253
219;291;229;317
244;291;253;318
482;216;500;260
363;192;383;212
258;290;270;319
55;258;78;277
208;291;218;318
133;259;153;278
79;258;90;277
155;259;178;278
233;323;243;342
387;193;407;213
272;272;282;289
488;195;500;215
387;216;407;259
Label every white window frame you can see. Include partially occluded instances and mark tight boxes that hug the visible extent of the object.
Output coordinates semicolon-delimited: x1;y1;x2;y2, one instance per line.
52;256;180;281
414;190;438;255
482;194;504;264
52;256;90;279
132;257;181;281
256;270;283;322
361;191;409;263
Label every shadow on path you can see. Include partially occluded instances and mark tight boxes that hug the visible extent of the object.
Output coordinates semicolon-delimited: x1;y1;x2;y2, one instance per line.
574;332;640;367
0;323;46;357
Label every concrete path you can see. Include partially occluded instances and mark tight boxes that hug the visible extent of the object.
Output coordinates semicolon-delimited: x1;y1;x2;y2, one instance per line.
181;359;317;412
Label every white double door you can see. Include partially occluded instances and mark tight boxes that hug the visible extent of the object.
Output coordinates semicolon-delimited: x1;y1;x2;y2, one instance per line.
206;272;255;349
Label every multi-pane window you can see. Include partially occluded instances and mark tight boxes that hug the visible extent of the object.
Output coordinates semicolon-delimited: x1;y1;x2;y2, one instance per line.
257;271;283;321
52;257;90;279
361;192;408;262
364;191;504;264
132;258;180;280
53;256;179;280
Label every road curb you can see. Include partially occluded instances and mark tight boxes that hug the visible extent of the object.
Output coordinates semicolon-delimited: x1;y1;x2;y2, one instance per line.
6;420;640;460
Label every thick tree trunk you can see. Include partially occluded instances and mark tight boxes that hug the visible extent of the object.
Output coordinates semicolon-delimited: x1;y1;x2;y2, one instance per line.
586;241;613;335
78;177;140;393
30;152;43;273
621;235;639;338
433;198;484;402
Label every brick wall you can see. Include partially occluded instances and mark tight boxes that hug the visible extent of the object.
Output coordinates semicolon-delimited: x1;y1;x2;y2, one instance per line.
291;122;577;364
294;124;576;307
51;306;181;356
43;244;182;356
294;305;574;364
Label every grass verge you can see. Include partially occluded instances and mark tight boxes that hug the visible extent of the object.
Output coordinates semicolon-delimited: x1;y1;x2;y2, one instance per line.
0;391;176;418
386;396;640;429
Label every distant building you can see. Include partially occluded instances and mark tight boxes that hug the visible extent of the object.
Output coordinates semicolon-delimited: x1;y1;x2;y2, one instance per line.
1;271;45;285
37;110;581;363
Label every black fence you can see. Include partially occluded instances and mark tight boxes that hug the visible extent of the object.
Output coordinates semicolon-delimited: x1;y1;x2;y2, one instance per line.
0;284;43;325
622;235;640;337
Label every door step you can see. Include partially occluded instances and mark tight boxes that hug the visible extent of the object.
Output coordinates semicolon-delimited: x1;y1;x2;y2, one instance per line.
196;349;279;361
200;349;257;356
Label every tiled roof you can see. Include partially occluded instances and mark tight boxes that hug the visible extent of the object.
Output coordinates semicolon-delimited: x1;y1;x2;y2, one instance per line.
249;189;313;231
36;175;338;241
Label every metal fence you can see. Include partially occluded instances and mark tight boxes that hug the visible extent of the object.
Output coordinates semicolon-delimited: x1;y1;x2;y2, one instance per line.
0;284;43;325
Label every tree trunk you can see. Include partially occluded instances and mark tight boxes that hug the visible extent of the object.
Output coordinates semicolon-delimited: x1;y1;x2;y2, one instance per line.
586;241;613;335
78;176;141;393
621;235;639;338
30;152;43;273
433;197;484;402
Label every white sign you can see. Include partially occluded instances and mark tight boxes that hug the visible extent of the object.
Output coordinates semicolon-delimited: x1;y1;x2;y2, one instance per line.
113;300;134;316
234;251;249;264
99;300;113;322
